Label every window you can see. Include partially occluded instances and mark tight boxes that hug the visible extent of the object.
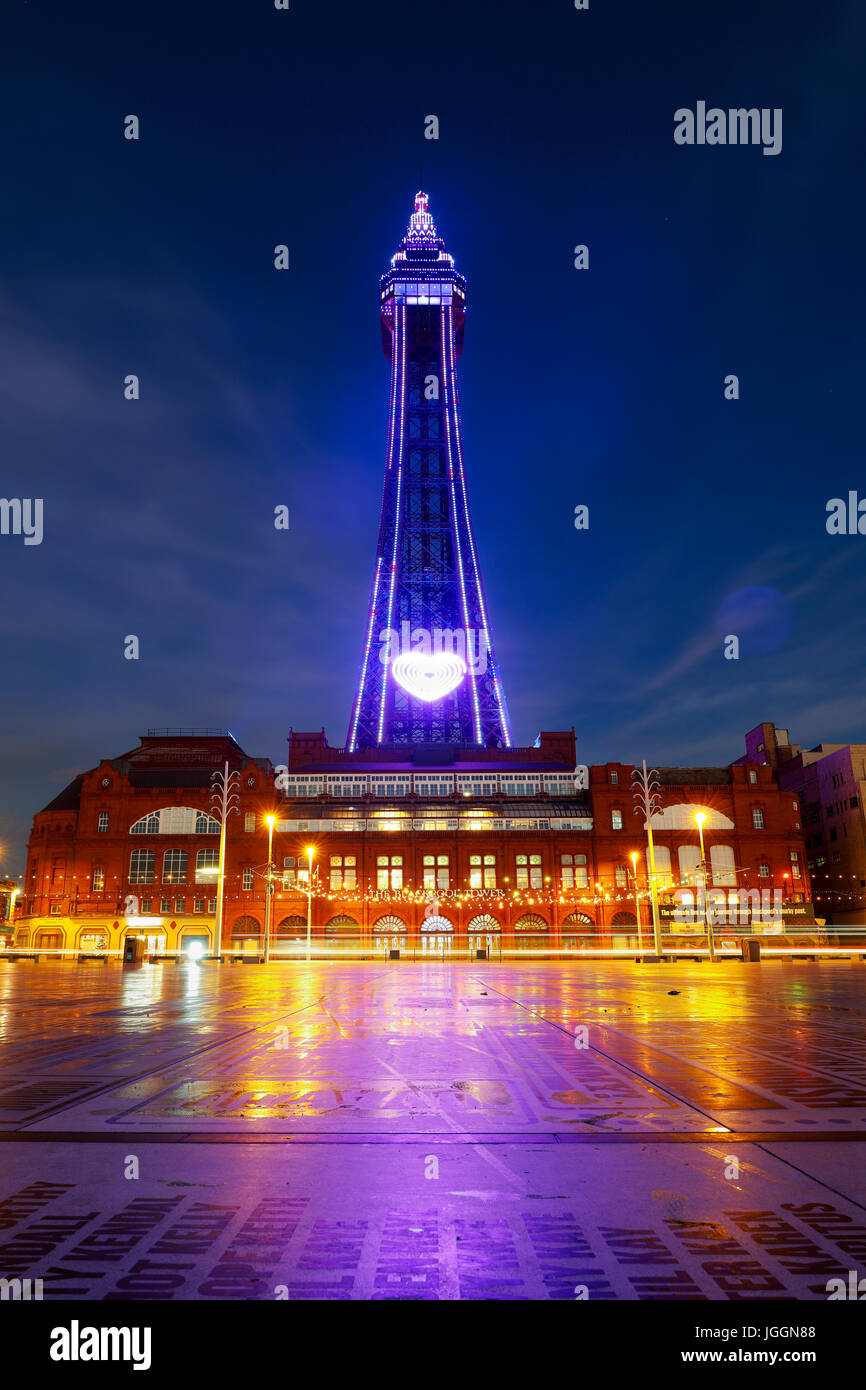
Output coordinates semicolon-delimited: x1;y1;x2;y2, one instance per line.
516;854;542;889
652;845;673;886
141;899;152;913
830;827;838;842
469;854;496;888
832;852;841;864
611;810;623;830
97;812;109;833
709;844;736;887
758;862;770;878
610;771;619;785
377;855;404;890
160;898;171;913
330;855;357;890
162;849;188;884
242;869;254;891
208;898;217;913
752;808;765;829
423;855;448;890
174;898;186;913
92;867;105;892
194;899;205;913
129;850;154;885
851;796;859;809
678;844;701;886
560;854;588;889
749;770;757;784
195;848;219;883
245;813;255;833
131;812;158;835
195;811;220;834
615;864;628;888
790;850;801;879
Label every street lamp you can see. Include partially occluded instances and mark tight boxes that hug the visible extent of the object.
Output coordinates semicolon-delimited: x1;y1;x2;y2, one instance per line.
305;846;314;961
263;815;276;963
630;851;643;954
695;811;716;962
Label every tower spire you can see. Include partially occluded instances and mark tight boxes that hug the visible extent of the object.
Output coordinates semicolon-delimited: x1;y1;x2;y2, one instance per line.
347;192;512;750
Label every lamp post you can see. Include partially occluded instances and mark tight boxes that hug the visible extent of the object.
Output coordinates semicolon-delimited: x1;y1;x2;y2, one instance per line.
305;846;314;962
210;762;240;956
695;811;716;962
630;850;643;954
263;815;276;963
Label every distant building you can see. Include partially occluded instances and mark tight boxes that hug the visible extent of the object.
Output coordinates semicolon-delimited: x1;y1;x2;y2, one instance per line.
739;723;866;923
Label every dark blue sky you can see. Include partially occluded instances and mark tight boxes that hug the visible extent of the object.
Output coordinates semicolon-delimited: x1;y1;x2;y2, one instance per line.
1;0;865;871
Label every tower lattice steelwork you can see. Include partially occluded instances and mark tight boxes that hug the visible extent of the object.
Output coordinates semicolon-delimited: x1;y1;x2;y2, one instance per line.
347;191;512;750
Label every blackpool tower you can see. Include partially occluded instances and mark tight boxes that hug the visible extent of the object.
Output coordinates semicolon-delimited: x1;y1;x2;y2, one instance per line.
347;191;512;750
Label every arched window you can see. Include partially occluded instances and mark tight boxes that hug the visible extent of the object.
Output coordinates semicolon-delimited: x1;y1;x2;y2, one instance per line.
373;915;407;932
611;911;637;926
420;914;453;932
651;845;673;886
649;804;734;831
710;844;737;886
466;914;501;932
326;915;359;934
162;850;188;884
678;844;701;885
514;913;548;931
563;911;593;925
130;807;220;835
195;849;219;883
231;915;260;935
277;915;307;933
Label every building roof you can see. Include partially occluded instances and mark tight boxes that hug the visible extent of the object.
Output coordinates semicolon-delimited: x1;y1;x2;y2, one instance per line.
656;767;733;786
41;775;84;813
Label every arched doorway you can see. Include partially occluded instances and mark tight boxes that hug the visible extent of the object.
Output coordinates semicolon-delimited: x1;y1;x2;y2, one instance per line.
562;911;594;950
373;915;406;954
513;913;548;952
466;913;501;957
420;914;453;956
231;915;261;953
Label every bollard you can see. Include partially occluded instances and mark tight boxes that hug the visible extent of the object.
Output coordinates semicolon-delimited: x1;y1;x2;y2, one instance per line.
741;938;761;962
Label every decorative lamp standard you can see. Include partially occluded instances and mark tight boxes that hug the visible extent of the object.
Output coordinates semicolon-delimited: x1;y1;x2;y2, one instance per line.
210;762;240;956
631;761;663;959
694;811;716;962
263;815;276;963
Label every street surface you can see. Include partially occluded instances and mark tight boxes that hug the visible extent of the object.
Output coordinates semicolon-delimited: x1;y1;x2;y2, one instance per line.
1;959;864;1300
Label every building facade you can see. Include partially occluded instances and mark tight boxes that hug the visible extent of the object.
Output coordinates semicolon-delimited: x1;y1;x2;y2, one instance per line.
739;722;866;924
10;727;812;956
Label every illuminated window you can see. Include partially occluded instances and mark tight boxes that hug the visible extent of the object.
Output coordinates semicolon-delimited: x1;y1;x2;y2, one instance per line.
560;853;588;889
195;849;219;883
162;849;188;884
129;850;154;885
470;854;496;888
242;869;254;891
611;810;623;830
752;808;765;829
758;862;770;878
790;850;801;879
615;864;628;888
423;854;448;890
516;854;542;889
97;812;109;833
377;855;403;891
244;813;255;833
330;855;357;890
92;867;105;892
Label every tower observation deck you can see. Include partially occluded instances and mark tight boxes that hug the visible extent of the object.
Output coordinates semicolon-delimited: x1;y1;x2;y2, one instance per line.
347;191;512;750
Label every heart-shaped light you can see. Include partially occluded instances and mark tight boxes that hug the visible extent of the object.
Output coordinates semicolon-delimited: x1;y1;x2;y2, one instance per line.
391;651;467;702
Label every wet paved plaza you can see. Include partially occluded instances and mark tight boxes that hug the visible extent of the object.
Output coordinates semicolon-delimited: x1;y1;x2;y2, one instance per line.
1;958;865;1300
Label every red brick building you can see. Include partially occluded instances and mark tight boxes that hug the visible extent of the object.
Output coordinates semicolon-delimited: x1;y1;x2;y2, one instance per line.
10;726;813;957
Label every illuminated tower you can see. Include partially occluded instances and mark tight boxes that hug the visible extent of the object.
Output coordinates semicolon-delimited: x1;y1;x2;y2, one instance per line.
347;191;512;750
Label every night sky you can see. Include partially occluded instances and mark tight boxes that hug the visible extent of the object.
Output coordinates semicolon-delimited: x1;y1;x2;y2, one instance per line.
1;0;865;872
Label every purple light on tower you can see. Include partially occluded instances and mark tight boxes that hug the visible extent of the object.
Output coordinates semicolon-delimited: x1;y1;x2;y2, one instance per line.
347;191;512;749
